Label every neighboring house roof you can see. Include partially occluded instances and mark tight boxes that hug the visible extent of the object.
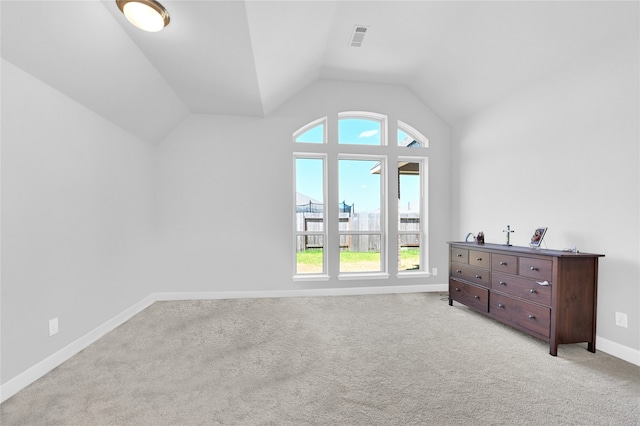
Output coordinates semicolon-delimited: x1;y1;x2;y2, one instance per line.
370;138;420;175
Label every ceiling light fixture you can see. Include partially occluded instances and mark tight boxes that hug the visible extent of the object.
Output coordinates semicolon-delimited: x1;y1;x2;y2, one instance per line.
116;0;170;32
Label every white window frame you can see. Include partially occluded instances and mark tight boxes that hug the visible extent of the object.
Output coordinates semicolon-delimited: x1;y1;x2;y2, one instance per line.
293;113;429;281
396;156;429;277
293;153;329;280
337;154;388;280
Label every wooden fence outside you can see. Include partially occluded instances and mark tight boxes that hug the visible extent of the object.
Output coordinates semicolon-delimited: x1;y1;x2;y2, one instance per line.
296;212;420;252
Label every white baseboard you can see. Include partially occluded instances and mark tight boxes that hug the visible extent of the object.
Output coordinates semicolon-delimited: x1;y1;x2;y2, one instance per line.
0;294;156;403
596;336;640;367
3;284;636;403
153;284;449;301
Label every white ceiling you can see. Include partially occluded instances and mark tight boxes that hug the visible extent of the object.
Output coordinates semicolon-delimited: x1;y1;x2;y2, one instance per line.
2;1;637;142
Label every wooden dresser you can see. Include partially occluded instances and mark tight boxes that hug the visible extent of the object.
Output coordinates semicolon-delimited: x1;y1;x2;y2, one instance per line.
448;242;604;356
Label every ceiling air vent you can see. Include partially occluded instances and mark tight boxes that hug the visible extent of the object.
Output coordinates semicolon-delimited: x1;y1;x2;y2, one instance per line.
350;25;369;47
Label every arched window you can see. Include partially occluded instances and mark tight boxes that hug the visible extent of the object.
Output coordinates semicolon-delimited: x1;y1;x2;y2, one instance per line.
294;117;326;144
338;112;386;146
398;120;429;148
294;113;428;280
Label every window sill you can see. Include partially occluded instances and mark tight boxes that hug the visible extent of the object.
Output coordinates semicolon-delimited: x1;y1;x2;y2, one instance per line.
397;272;432;279
338;273;390;281
292;274;330;282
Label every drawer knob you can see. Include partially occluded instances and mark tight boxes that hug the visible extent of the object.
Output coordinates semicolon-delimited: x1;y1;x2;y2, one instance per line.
529;289;536;294
499;261;507;265
457;254;462;257
455;287;460;292
456;270;462;274
474;295;480;299
476;257;482;261
475;275;482;279
530;266;538;271
528;315;535;319
499;281;506;286
498;303;505;308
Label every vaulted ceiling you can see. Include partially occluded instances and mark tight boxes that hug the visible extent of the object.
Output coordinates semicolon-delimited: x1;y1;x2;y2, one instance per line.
2;1;637;142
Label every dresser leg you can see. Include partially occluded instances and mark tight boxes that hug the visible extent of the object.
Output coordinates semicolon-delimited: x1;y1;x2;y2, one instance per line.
587;341;596;353
550;342;558;356
448;298;453;306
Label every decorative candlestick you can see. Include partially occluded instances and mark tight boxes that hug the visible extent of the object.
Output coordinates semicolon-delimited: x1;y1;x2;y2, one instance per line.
503;225;514;246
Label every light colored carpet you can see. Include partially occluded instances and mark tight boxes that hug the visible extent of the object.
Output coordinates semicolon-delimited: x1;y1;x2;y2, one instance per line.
1;292;639;425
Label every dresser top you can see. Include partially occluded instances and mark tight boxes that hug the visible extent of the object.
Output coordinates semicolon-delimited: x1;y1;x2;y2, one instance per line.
448;241;604;258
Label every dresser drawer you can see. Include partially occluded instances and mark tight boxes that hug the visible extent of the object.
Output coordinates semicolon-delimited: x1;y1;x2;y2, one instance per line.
451;247;469;264
491;253;518;275
490;293;551;338
450;263;491;288
519;257;552;281
469;250;491;269
450;279;489;312
492;272;552;306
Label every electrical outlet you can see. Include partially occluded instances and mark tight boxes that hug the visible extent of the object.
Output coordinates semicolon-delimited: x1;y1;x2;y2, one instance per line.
432;267;438;276
615;312;627;328
49;318;59;336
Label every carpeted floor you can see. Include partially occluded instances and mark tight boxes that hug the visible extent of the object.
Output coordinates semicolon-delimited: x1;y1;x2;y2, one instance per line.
1;292;639;425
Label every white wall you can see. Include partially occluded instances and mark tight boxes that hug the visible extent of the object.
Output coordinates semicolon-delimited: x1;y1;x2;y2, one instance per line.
152;80;451;292
451;35;640;353
1;60;155;383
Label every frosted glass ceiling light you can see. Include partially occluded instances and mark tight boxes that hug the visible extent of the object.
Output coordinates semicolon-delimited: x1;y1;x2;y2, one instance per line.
116;0;170;32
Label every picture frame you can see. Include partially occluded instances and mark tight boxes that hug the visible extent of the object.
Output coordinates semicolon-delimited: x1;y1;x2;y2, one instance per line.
530;227;548;248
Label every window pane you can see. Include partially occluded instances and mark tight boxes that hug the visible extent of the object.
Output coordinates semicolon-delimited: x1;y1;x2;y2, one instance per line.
398;161;420;214
296;236;323;274
338;158;383;273
398;161;421;272
398;129;408;145
339;159;381;231
339;234;381;272
295;124;324;144
296;158;324;232
339;118;381;145
399;234;420;271
398;129;420;148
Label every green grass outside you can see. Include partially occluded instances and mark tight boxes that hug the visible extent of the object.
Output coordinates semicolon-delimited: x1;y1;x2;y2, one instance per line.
296;248;420;272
